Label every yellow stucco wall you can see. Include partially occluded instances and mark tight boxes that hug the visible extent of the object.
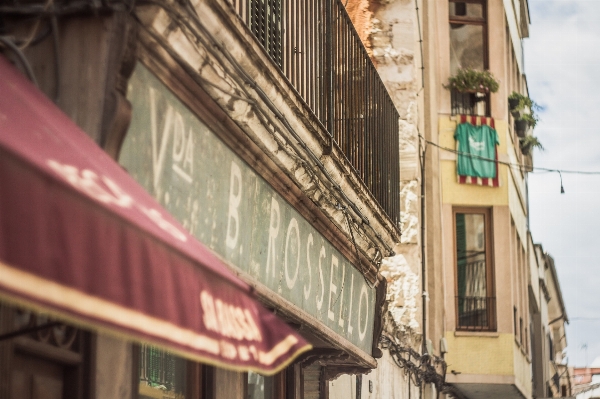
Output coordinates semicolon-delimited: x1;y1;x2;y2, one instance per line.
444;332;515;376
439;115;509;206
439;116;532;396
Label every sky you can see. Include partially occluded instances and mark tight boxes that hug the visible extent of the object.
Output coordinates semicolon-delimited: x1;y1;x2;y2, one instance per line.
525;0;600;367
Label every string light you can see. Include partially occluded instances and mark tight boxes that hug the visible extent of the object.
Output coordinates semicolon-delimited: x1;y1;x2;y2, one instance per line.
421;137;600;194
422;137;600;175
559;171;565;194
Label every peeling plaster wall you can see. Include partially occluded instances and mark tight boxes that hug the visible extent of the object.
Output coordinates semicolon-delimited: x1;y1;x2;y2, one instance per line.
380;255;420;333
132;0;406;372
329;351;415;399
366;350;412;399
339;6;426;394
329;374;355;399
345;0;373;52
136;0;403;275
346;0;423;344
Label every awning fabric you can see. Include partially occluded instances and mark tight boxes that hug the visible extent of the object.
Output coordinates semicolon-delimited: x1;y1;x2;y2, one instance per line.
0;57;310;375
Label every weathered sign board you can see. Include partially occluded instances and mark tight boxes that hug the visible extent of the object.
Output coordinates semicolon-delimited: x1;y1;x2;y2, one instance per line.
120;64;375;353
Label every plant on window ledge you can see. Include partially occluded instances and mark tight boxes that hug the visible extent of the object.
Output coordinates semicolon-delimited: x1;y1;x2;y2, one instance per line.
445;68;500;93
514;112;539;137
519;134;543;156
508;91;539;114
510;91;541;137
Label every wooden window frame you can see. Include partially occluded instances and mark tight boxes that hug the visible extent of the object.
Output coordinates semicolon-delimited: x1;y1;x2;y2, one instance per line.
448;0;488;69
0;304;91;399
514;306;519;344
453;207;496;331
449;0;491;116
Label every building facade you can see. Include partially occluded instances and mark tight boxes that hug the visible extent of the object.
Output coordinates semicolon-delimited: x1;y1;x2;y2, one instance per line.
346;0;571;398
0;0;572;398
0;0;424;398
531;246;570;398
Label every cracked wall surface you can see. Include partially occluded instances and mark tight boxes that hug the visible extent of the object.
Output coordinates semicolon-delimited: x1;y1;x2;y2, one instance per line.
380;254;419;333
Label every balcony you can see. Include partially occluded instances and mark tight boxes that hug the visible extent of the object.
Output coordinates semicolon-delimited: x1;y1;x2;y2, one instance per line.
451;89;490;117
231;0;401;227
456;296;497;331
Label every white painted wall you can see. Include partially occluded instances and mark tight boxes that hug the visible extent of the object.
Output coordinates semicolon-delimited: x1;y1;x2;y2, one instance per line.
329;374;355;399
363;350;413;399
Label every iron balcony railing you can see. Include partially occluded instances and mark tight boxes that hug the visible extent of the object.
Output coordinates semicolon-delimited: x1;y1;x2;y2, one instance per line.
232;0;401;228
451;90;490;117
456;296;497;331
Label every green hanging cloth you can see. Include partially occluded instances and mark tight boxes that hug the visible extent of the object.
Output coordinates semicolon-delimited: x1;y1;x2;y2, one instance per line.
454;123;499;178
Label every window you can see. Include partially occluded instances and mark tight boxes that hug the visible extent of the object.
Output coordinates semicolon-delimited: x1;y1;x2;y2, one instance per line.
136;348;298;399
248;371;279;399
137;346;212;399
139;345;188;398
514;307;518;338
449;0;490;116
247;365;296;399
520;317;524;347
455;208;496;330
449;0;487;73
0;303;89;399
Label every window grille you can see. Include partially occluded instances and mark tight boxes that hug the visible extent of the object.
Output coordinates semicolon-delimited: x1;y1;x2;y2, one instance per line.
455;210;496;331
139;345;186;395
451;90;490;117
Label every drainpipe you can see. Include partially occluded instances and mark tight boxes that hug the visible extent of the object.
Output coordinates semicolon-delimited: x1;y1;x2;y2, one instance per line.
420;138;427;357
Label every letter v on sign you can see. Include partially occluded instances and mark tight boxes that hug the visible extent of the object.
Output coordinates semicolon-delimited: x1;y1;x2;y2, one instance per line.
150;87;174;193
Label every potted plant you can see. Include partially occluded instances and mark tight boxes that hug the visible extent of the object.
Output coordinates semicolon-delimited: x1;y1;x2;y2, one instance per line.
445;68;500;93
519;135;543;155
514;112;538;137
508;92;534;113
514;117;528;137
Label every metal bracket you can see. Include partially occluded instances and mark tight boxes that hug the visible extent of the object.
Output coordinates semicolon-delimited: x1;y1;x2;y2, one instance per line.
0;321;60;342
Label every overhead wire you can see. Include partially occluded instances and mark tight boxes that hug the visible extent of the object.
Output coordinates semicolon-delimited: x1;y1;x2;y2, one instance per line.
16;16;43;50
50;8;60;103
15;0;53;49
570;317;600;321
1;0;61;102
414;0;424;89
133;0;397;268
2;0;420;282
421;135;600;176
0;0;131;15
0;36;39;87
379;335;455;396
1;0;403;287
176;0;397;243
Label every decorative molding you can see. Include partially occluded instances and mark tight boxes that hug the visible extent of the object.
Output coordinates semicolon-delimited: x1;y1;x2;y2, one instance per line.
323;365;371;382
297;349;371;380
133;0;399;266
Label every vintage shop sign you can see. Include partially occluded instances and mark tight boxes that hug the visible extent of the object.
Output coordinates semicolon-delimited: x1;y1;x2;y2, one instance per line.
119;64;375;353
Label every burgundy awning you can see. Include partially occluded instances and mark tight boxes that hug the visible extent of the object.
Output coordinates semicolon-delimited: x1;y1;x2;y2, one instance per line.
0;57;310;374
